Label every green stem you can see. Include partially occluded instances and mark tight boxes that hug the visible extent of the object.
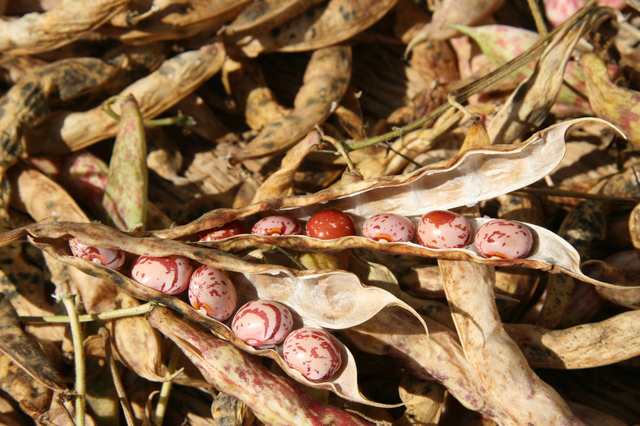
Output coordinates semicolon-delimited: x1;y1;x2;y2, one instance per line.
61;295;85;426
153;348;180;426
104;329;137;426
102;97;194;128
20;302;158;324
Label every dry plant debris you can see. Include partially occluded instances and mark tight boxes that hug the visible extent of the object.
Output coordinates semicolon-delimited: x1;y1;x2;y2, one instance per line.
0;0;639;424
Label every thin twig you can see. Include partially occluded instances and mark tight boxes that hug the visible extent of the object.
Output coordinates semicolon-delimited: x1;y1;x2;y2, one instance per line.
345;1;599;151
103;328;137;426
61;294;86;426
153;348;180;426
102;97;195;128
316;126;361;177
20;301;158;324
527;0;549;35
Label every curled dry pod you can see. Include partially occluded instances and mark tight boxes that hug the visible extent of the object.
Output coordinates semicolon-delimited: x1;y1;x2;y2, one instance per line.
131;255;193;295
283;327;343;381
362;214;416;242
252;216;301;236
189;266;237;321
3;221;422;406
232;300;294;347
306;209;355;240
474;219;534;260
68;238;125;269
199;221;246;241
417;210;472;249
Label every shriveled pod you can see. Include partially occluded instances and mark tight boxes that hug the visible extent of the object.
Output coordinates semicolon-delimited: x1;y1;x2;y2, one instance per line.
306;209;355;240
474;219;534;259
282;327;343;381
417;210;473;249
199;221;247;241
131;255;193;295
232;300;294;347
362;214;416;242
252;216;301;236
68;238;125;269
188;266;238;321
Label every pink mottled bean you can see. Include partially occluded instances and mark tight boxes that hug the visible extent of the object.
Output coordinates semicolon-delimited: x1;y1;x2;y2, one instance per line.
362;214;416;242
188;265;237;321
199;221;246;241
68;238;125;269
231;300;294;347
474;219;534;259
252;216;301;236
131;255;193;295
417;210;473;249
282;328;343;381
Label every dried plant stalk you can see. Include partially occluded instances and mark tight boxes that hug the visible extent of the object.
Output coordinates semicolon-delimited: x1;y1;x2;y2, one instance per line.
0;0;127;55
28;43;225;154
149;307;371;426
439;260;581;425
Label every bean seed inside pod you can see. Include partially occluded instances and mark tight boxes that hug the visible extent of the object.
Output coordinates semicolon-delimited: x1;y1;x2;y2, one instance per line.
306;209;355;240
362;214;416;242
474;219;534;259
188;265;237;321
282;327;343;381
231;300;294;347
199;221;246;241
417;210;472;249
131;255;193;295
69;238;125;269
252;216;301;236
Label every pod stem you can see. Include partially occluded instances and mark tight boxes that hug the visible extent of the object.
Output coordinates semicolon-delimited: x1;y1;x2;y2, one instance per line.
20;301;158;324
61;294;86;426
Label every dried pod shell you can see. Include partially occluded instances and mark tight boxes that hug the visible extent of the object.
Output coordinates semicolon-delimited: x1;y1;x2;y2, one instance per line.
474;219;534;260
131;255;193;295
231;300;294;347
283;327;343;381
189;266;238;321
68;238;125;269
362;214;416;242
252;216;301;236
417;210;472;249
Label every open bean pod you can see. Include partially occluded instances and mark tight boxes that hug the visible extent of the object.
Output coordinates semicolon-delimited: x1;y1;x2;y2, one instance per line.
0;222;424;407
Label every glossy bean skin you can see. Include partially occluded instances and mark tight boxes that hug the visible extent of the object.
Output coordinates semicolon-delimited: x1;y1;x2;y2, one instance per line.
474;219;534;259
417;210;473;249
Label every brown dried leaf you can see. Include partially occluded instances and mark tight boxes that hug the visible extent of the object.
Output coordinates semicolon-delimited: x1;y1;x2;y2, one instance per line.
0;295;66;390
149;307;375;420
251;131;319;203
238;0;397;56
439;260;580;425
28;43;226;154
0;0;127;55
224;0;326;37
234;45;351;161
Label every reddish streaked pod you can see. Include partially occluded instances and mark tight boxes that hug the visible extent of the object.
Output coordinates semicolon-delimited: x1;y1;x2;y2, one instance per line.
199;221;246;241
131;255;193;295
68;239;125;269
474;219;534;259
305;209;355;240
282;328;343;382
362;214;416;242
188;266;237;321
231;300;294;347
251;216;301;236
417;210;473;249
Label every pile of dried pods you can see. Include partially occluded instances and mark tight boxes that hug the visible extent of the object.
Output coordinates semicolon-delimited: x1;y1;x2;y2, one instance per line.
0;0;639;425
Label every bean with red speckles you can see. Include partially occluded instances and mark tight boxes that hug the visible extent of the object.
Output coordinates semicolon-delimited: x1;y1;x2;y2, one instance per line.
417;210;473;249
188;265;237;321
199;221;246;241
232;300;294;347
69;238;125;269
252;216;301;236
474;219;534;259
362;214;416;242
306;209;355;240
131;255;193;295
282;327;343;381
